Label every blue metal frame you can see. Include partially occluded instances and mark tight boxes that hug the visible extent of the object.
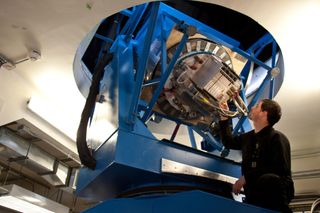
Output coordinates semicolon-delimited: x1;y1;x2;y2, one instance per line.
120;4;148;38
191;126;224;153
160;4;272;71
94;33;114;43
76;2;284;212
89;2;281;138
269;41;278;98
188;126;197;149
124;5;148;42
85;2;282;140
134;3;280;136
141;28;189;122
232;33;279;134
233;70;273;133
84;190;275;213
160;14;168;76
128;2;160;125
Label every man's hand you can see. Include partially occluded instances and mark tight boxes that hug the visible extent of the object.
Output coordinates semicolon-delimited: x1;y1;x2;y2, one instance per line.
219;102;229;121
233;175;246;195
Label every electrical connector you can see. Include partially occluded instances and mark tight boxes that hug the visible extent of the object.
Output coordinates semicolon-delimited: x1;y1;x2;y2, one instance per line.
0;55;16;70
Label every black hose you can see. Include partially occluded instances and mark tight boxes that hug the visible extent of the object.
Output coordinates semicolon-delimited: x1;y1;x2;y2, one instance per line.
76;15;119;170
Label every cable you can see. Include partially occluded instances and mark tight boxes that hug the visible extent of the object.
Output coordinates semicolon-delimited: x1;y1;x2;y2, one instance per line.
232;95;248;116
311;198;320;213
76;14;118;170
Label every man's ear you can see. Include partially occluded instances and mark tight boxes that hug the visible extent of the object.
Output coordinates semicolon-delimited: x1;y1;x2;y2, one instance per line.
261;110;268;119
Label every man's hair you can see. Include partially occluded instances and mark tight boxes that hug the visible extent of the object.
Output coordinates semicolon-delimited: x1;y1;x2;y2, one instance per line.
261;99;282;126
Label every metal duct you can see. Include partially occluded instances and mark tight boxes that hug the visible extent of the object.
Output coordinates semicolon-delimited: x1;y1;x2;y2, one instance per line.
0;127;30;159
0;184;69;213
41;161;70;186
68;168;79;190
0;127;70;186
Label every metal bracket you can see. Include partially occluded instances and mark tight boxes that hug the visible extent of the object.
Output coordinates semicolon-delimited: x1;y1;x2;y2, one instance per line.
161;158;237;184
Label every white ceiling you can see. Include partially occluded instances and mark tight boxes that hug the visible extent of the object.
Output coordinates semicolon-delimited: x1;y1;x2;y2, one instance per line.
0;0;320;196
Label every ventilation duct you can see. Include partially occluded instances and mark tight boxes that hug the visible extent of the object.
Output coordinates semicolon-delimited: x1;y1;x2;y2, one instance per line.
0;128;70;186
41;161;70;186
0;184;69;213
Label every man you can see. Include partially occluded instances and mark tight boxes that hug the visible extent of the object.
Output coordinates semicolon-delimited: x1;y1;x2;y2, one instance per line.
219;99;294;212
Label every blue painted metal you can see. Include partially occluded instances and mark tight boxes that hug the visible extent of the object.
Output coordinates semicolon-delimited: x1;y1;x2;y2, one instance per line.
159;4;240;48
120;9;133;17
75;2;284;212
269;41;277;98
124;4;148;42
239;60;252;87
76;5;243;200
141;29;189;122
113;36;134;131
235;33;280;134
204;131;224;152
83;190;276;213
94;33;114;43
160;4;272;71
120;4;148;36
233;71;273;134
192;127;224;153
128;2;160;126
240;33;273;87
247;33;274;53
77;121;241;201
188;126;197;149
160;14;168;76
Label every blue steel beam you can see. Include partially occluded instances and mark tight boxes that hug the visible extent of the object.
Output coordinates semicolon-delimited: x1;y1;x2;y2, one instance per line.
269;41;278;98
188;126;197;149
120;9;133;17
160;4;239;48
235;33;277;133
128;2;160;125
192;127;224;152
160;14;168;76
125;4;148;41
136;3;277;133
271;41;277;68
160;3;272;71
247;33;274;53
239;60;252;87
95;33;114;43
83;190;275;213
233;71;273;134
234;37;279;133
120;4;148;38
240;33;274;86
141;29;189;122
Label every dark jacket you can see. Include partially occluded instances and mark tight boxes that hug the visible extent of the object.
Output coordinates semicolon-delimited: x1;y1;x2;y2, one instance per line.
219;120;294;200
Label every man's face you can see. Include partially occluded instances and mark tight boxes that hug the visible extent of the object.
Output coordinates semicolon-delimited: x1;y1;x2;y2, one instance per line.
248;101;263;121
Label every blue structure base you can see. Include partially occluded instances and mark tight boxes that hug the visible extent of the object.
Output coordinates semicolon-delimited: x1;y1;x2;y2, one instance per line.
76;120;241;201
83;190;275;213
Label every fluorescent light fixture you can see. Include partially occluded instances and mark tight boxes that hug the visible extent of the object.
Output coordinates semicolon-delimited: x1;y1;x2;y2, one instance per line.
0;184;69;213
